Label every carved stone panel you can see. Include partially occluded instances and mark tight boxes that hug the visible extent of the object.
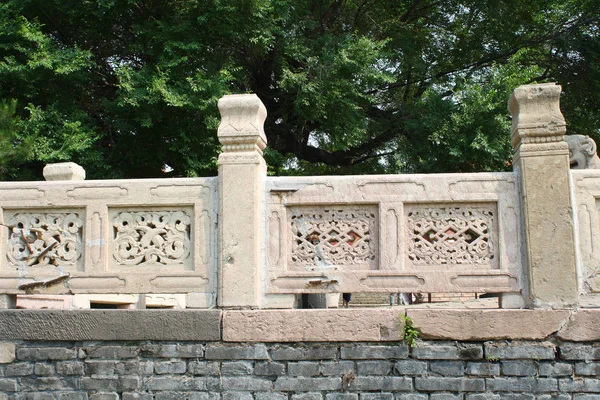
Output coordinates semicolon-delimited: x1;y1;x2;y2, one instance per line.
288;207;378;270
558;171;600;294
111;210;192;267
5;212;84;268
405;204;498;268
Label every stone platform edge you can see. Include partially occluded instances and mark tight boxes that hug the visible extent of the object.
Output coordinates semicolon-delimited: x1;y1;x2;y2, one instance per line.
0;310;222;341
0;308;598;342
221;308;600;342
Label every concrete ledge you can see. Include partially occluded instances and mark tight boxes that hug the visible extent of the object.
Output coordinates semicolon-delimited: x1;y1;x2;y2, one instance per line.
407;309;570;341
223;309;404;342
0;310;222;341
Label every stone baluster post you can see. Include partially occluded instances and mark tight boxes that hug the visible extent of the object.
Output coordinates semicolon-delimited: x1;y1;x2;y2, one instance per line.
43;162;86;181
217;94;267;308
0;295;16;309
510;83;578;308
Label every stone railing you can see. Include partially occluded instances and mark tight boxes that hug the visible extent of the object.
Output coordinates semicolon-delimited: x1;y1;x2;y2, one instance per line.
264;173;522;299
0;172;217;308
0;83;592;310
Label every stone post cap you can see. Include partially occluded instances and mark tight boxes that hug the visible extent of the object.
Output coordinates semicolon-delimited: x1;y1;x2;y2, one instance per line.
218;94;267;154
43;162;86;181
509;83;566;149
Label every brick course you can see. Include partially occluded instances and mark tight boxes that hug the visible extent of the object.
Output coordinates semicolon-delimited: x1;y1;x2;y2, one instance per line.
0;341;599;398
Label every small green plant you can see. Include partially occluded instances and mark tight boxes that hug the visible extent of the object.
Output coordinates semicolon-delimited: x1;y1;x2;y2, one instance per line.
400;315;419;347
486;356;499;362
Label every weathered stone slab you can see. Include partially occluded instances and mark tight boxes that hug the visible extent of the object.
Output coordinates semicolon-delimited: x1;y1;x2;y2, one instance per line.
557;310;600;341
0;310;221;341
407;309;569;340
222;309;403;342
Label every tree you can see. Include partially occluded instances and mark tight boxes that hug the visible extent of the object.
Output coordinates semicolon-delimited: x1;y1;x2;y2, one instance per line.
0;0;598;180
0;99;34;178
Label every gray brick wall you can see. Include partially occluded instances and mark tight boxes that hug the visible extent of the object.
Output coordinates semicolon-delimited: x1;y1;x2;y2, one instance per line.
0;341;598;398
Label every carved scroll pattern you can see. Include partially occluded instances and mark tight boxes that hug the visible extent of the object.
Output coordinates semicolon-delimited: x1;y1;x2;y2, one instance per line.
406;205;496;266
6;212;84;267
112;211;191;266
290;207;377;268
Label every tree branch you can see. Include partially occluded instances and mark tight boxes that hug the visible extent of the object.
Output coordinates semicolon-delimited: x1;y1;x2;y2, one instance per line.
369;13;599;95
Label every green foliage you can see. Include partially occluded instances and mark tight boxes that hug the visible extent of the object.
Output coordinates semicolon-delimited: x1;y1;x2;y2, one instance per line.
0;99;34;179
0;0;598;179
401;53;545;173
400;315;419;348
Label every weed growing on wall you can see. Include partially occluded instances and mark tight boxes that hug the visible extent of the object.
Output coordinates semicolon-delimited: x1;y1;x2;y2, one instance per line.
400;315;419;347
